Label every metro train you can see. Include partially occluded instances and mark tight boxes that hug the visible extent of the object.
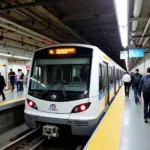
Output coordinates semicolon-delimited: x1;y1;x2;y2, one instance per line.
25;44;125;136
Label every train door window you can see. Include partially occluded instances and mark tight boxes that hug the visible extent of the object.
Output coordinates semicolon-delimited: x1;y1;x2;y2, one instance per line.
115;69;117;81
109;67;113;84
117;69;119;80
113;67;115;83
99;64;103;92
102;65;105;90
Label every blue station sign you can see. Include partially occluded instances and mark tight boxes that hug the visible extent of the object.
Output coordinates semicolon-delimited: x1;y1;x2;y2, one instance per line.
129;48;144;58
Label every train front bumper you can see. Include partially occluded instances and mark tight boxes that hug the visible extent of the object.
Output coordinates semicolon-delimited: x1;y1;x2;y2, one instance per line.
24;110;99;136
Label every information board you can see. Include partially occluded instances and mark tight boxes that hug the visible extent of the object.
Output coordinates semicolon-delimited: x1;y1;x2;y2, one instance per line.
120;51;128;59
129;48;144;58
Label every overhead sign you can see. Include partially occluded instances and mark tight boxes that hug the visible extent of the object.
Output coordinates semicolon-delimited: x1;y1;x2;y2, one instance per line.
129;48;144;58
120;51;128;59
26;65;30;70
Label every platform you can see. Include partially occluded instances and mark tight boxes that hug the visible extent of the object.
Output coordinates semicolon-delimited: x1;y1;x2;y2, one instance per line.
84;86;125;150
120;90;150;150
0;90;25;111
84;86;150;150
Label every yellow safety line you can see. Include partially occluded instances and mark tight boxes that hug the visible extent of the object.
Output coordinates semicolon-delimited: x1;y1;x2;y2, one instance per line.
4;90;11;93
0;97;25;106
86;86;125;150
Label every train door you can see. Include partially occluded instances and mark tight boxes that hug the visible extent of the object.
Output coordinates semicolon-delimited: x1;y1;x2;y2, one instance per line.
104;62;109;107
113;67;116;94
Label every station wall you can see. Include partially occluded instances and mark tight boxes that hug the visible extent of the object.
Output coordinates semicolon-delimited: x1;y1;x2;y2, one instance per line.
131;53;150;75
8;60;31;75
0;57;8;89
0;57;31;90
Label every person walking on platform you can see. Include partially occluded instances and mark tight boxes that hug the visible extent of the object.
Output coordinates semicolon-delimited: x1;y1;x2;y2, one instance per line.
17;69;24;91
122;72;131;97
8;69;15;92
20;69;24;91
0;72;6;100
132;69;142;104
138;67;150;123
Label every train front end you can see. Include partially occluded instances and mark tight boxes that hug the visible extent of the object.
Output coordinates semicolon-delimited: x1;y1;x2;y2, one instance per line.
25;45;97;136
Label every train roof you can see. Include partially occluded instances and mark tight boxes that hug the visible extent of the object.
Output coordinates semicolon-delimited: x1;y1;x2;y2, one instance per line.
34;43;125;72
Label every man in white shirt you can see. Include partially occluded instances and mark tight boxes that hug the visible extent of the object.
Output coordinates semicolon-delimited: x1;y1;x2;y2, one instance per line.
122;72;131;97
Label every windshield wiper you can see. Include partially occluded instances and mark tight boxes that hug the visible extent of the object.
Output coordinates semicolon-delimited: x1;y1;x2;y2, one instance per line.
40;79;56;99
58;71;67;101
59;79;67;101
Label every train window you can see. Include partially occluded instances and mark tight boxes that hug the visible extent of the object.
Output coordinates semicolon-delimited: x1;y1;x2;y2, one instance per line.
109;67;113;84
113;67;115;82
117;69;119;80
99;64;103;92
30;58;90;92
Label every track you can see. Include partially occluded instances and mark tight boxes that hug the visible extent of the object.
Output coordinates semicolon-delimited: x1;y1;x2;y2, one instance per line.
34;135;87;150
1;128;88;150
1;128;44;150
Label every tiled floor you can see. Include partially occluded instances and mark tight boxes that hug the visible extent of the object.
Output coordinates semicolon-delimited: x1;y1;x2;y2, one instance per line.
120;90;150;150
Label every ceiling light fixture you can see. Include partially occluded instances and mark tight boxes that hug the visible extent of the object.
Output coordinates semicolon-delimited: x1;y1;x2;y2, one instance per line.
14;56;31;60
113;0;128;48
0;53;13;57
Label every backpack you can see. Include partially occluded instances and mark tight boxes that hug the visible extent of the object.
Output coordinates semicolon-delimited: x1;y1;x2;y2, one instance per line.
134;74;141;86
143;76;150;92
20;73;24;80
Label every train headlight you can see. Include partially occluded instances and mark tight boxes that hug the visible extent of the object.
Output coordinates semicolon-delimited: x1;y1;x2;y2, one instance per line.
71;102;91;113
27;99;38;110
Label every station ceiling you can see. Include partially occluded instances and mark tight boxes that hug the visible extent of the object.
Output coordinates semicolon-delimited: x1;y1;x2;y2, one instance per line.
1;0;145;70
129;0;150;71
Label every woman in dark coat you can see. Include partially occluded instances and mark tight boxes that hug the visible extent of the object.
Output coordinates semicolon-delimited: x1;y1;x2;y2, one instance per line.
0;72;6;100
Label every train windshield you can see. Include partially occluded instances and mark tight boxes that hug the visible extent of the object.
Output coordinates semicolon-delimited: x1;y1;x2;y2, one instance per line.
29;58;90;92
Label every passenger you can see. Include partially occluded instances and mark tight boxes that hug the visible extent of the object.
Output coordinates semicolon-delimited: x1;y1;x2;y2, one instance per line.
130;72;134;89
122;72;131;97
0;72;6;100
138;67;150;123
20;69;24;91
8;69;16;92
17;69;24;91
16;69;21;91
132;69;142;104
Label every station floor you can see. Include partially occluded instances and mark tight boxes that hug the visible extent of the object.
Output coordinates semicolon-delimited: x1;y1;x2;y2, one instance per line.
120;90;150;150
85;86;150;150
0;89;26;102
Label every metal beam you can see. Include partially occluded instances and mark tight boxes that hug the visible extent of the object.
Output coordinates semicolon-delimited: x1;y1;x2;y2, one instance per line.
129;16;149;22
32;5;88;43
0;0;68;12
61;12;115;21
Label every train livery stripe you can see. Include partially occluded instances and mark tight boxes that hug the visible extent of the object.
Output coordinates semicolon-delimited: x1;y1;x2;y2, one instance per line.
85;86;125;150
99;91;105;100
99;84;115;100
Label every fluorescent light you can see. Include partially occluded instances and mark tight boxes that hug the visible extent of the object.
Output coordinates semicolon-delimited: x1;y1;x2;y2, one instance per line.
114;0;128;48
14;56;31;60
119;27;128;47
0;53;13;57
